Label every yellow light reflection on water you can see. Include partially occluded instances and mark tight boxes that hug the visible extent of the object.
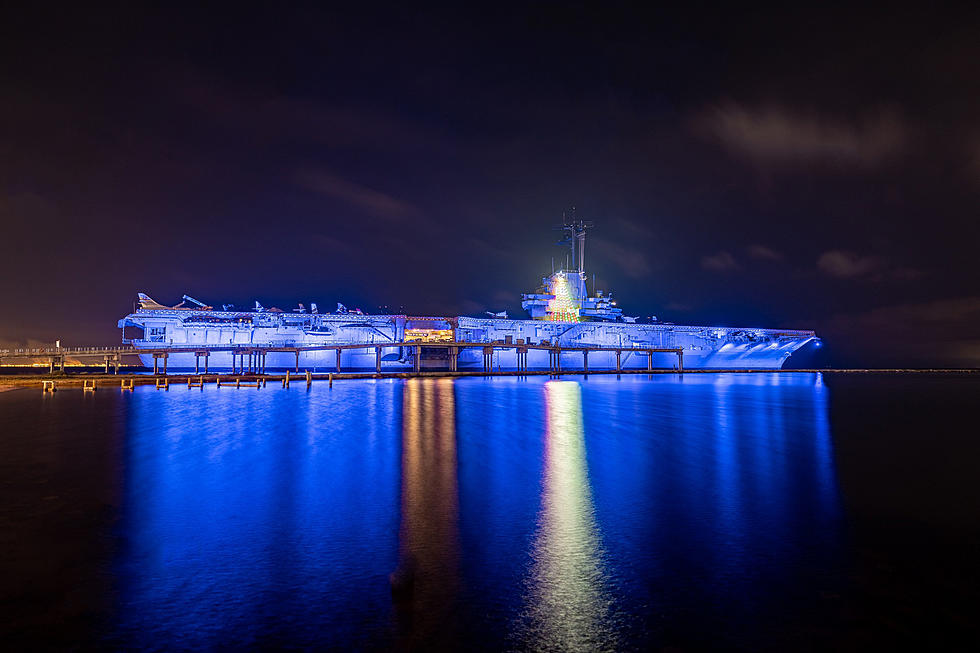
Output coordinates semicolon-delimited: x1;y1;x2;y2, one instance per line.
394;378;460;646
516;380;618;650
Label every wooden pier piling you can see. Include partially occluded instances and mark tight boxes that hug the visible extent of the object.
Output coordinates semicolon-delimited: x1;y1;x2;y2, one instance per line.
194;351;210;374
234;377;261;388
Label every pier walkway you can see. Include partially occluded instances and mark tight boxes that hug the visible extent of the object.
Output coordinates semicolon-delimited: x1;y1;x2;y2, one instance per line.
0;346;136;373
0;342;685;374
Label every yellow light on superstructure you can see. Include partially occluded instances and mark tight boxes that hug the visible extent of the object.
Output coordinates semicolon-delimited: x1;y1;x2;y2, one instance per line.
547;274;581;322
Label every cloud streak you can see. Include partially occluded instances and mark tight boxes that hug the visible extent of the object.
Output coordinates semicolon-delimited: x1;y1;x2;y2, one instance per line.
591;238;652;279
697;102;905;169
817;250;883;278
816;249;922;281
295;169;418;220
747;244;783;261
701;250;739;272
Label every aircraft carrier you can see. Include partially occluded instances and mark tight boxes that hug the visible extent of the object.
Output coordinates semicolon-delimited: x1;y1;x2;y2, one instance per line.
117;222;818;371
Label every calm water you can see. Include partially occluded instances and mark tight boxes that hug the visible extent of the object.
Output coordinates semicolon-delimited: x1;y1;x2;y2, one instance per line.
2;374;978;650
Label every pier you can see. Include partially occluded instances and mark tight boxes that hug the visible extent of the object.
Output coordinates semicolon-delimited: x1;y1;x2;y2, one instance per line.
0;342;685;374
0;346;133;373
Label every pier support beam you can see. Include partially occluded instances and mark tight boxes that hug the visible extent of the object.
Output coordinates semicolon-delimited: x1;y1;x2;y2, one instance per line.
152;352;168;375
336;348;342;373
413;346;421;373
203;351;209;374
678;350;684;373
376;346;382;373
647;350;653;372
295;350;300;372
616;349;621;372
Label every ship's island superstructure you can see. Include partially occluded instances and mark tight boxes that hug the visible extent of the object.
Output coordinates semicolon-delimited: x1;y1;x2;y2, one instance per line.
118;221;818;370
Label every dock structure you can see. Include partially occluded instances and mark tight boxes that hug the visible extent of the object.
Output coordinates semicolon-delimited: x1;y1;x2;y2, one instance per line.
0;346;132;373
2;341;685;375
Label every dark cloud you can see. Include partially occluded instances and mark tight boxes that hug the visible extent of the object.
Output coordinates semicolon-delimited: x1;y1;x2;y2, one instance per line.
590;238;652;279
696;103;906;170
747;244;783;261
817;250;884;278
820;297;980;367
294;169;418;221
701;251;739;272
817;250;922;281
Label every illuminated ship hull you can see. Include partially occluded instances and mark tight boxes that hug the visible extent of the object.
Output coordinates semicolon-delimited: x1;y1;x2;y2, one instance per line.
118;310;817;371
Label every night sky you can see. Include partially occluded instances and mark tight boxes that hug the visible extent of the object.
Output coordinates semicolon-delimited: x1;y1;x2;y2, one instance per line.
2;5;978;367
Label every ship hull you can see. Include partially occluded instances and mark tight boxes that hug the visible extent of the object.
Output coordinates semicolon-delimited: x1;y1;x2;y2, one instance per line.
122;312;816;371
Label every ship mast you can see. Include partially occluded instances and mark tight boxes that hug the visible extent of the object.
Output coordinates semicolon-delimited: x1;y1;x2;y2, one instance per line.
557;209;593;274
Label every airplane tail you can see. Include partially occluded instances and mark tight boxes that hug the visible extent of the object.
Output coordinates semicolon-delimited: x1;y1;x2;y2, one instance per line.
136;293;170;310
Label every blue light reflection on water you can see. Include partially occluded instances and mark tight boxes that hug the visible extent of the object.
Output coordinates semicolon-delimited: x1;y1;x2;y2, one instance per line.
581;373;843;646
118;381;403;649
113;373;842;649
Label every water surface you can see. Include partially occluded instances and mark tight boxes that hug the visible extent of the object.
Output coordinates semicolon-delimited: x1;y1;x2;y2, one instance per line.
1;373;978;649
